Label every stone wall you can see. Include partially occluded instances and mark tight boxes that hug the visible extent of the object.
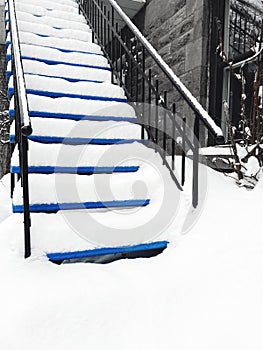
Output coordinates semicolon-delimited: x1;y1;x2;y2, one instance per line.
134;0;211;144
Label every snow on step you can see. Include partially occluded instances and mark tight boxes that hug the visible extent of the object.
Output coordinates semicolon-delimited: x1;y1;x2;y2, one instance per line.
14;21;92;42
15;208;170;253
7;44;108;68
6;31;103;55
8;75;126;102
9;118;142;143
9;95;137;121
15;0;79;13
11;142;144;174
14;2;86;23
12;171;151;206
7;60;111;84
15;10;91;31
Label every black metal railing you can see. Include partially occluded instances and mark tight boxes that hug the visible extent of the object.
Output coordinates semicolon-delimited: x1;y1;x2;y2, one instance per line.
78;0;224;207
229;0;263;60
8;0;32;258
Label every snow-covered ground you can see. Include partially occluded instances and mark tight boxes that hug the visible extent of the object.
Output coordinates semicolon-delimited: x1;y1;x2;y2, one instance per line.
0;160;263;350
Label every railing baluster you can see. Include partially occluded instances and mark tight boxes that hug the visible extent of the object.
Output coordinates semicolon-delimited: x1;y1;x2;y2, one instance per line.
193;116;199;208
148;69;152;127
21;135;31;258
141;47;146;140
77;0;224;208
9;0;33;257
182;116;186;186
155;79;159;149
163;91;167;162
172;103;176;171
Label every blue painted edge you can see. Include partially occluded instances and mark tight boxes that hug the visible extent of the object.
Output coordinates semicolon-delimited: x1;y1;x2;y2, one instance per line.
11;165;140;174
15;41;104;56
27;136;141;145
21;56;111;71
9;134;15;143
6;72;113;85
8;87;127;103
25;89;127;103
9;109;137;123
12;199;150;213
47;241;169;261
24;72;106;84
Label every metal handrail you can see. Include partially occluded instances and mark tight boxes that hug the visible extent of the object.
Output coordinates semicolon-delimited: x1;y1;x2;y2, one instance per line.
8;0;32;136
227;46;263;70
107;0;223;141
8;0;32;258
78;0;225;208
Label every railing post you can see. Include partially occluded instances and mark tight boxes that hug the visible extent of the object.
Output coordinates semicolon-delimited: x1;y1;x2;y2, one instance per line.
182;116;186;186
192;115;199;208
21;135;31;258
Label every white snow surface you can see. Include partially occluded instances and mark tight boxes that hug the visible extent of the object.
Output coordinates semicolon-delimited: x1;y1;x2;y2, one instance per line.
7;43;108;66
11;142;145;168
16;21;92;41
15;10;91;31
1;161;263;349
9;75;126;100
10;118;141;140
6;31;103;55
2;0;263;346
14;2;86;22
10;95;136;118
7;59;111;83
15;0;79;13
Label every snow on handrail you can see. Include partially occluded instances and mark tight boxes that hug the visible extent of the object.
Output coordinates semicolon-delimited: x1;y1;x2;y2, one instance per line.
8;0;32;136
227;46;263;70
108;0;223;139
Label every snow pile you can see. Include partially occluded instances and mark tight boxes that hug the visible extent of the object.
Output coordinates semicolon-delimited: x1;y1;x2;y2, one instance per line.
0;162;263;349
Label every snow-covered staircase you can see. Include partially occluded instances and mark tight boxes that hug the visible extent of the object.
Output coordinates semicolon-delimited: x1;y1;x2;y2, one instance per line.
6;0;175;261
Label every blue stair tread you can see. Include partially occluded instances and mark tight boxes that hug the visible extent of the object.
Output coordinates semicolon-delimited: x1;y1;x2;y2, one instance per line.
13;199;150;213
21;56;111;70
47;241;169;261
9;109;137;122
11;165;140;174
9;135;141;145
8;87;127;102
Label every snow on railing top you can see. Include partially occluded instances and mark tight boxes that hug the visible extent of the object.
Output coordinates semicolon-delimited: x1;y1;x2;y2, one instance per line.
108;0;224;139
8;0;32;136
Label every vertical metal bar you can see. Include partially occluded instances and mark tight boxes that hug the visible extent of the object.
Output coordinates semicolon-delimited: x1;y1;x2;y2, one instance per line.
111;6;115;84
92;0;95;42
172;103;176;171
119;34;123;87
182;116;186;186
135;47;139;102
163;91;167;162
155;79;159;148
97;0;100;40
141;47;146;139
115;22;119;76
192;115;199;208
104;5;107;49
148;69;152;127
21;136;31;258
129;38;133;99
107;10;110;58
100;1;103;45
11;173;15;198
